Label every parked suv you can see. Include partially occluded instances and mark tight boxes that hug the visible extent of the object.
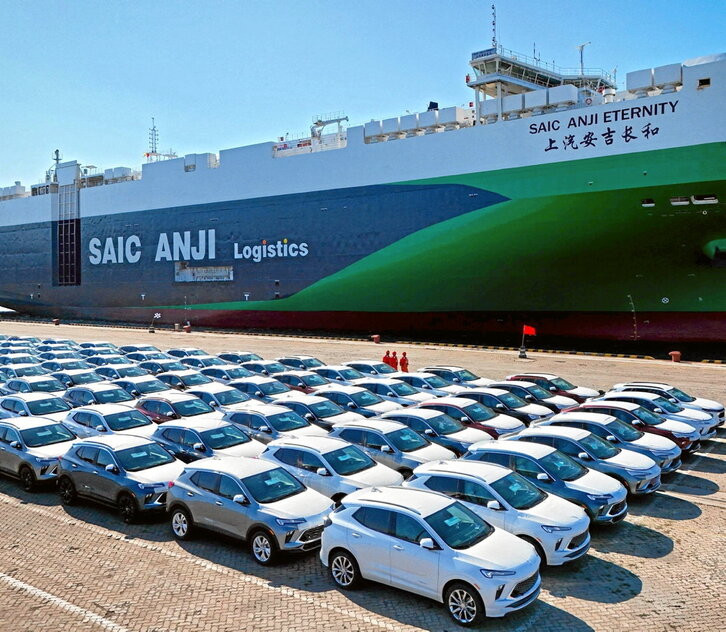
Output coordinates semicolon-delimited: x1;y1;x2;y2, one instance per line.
1;375;66;396
276;370;331;394
488;381;578;413
64;383;136;407
0;417;76;491
391;371;469;395
342;360;397;378
227;376;293;402
356;378;431;405
452;388;551;424
186;382;257;413
505;373;601;403
57;435;184;522
311;365;367;386
224;404;329;443
417;397;525;438
405;460;590;566
275;393;365;430
156;370;214;391
315;384;403;417
167;457;333;564
419;365;494;388
321;486;541;626
0;393;73;422
276;355;325;370
135;392;224;424
62;404;157;439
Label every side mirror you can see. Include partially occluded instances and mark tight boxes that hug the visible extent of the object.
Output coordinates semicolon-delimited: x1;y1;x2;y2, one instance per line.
387;392;395;397
255;391;264;398
549;386;557;392
606;435;618;443
347;402;357;409
304;413;314;421
460;416;468;423
453;378;461;383
632;420;644;427
336;376;343;381
524;395;534;401
486;500;503;511
222;375;230;380
424;429;434;436
261;370;269;375
9;440;21;449
18;410;28;417
669;398;677;403
316;467;330;477
422;384;431;389
536;472;551;482
131;389;140;396
578;452;591;461
260;425;271;433
209;401;218;407
233;493;249;505
495;404;505;410
193;443;206;452
95;425;107;433
419;537;437;550
653;408;663;414
380;445;391;453
104;463;119;474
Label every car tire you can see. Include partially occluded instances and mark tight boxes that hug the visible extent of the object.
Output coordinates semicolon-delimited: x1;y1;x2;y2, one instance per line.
58;476;78;505
170;507;194;540
329;549;361;590
249;529;278;566
444;582;485;627
118;493;139;524
19;466;36;492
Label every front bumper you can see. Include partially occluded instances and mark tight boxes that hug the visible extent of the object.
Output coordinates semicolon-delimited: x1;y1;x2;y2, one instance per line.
544;530;591;566
281;523;325;552
592;499;628;524
31;460;61;482
482;572;541;618
628;473;661;495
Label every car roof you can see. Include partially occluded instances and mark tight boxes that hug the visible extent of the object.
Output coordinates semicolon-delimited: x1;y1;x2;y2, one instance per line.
186;382;237;394
471;440;555;458
75;434;151;450
157;370;202;377
227;403;292;415
332;419;404;433
114;375;162;383
55;368;98;375
139;391;197;402
267;435;350;453
277;355;318;360
315;384;366;395
506;373;558;380
9;375;57;384
185;455;276;477
343;486;453;517
156;417;232;431
618;382;672;389
420;365;467;371
202;364;246;372
518;426;590;441
357;378;406;386
390;371;440;380
490;380;539;389
2;392;63;402
601;391;661;401
343;360;386;365
68;383;126;392
73;404;136;415
549;412;616;425
0;416;64;430
415;459;511;483
419;396;477;407
580;401;639;411
381;408;444;420
277;370;319;377
462;387;508;396
316;365;360;372
273;393;326;405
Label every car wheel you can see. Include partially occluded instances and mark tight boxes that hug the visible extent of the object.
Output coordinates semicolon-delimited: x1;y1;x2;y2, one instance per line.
329;550;361;590
118;493;138;524
170;507;194;540
445;582;485;627
58;476;78;505
19;466;36;492
250;530;278;565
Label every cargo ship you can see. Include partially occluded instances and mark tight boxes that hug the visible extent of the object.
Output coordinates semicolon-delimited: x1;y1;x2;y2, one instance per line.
0;45;723;342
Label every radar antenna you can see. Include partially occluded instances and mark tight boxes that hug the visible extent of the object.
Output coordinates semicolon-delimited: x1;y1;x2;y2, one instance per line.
491;4;497;48
45;149;63;182
145;117;177;162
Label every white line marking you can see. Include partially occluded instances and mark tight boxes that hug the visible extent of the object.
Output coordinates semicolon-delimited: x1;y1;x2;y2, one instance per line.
0;496;403;631
0;571;129;632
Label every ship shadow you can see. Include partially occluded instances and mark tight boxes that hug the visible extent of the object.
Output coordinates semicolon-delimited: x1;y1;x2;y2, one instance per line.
589;521;673;559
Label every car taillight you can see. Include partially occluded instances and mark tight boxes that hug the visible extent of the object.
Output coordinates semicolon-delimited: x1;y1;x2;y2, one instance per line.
168;481;175;488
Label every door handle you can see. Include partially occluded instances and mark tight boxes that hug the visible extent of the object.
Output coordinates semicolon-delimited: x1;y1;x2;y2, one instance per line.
351;532;362;539
71;464;78;468
393;544;404;551
186;492;194;497
215;501;223;506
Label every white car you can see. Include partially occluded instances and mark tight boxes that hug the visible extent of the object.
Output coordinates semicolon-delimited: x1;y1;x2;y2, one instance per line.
0;392;73;422
342;360;398;378
321;486;541;626
356;378;432;405
260;436;403;502
611;382;725;425
186;382;258;413
392;371;470;395
405;460;590;566
419;365;495;388
63;404;157;439
489;380;579;412
315;384;403;416
311;365;368;386
597;391;717;439
273;393;365;430
224;403;329;444
458;387;552;423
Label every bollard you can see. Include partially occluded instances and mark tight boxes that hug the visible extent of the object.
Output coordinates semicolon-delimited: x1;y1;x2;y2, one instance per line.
148;327;155;334
669;351;681;363
183;325;192;333
174;323;181;331
52;319;60;326
371;334;381;344
518;346;528;359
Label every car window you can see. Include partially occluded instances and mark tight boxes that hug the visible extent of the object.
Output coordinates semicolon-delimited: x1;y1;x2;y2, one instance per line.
353;507;393;535
162;428;183;443
181;430;199;447
551;437;580;456
424;475;460;496
405;418;429;433
337;428;365;445
76;446;99;463
95;449;115;468
469;451;511;467
3;428;20;443
274;448;301;468
362;430;389;451
512;456;544;478
217;475;243;499
393;512;430;544
158;403;175;416
298;450;324;472
460;479;496;505
190;470;219;493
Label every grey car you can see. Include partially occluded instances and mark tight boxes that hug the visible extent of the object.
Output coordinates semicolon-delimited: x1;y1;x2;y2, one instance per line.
224;404;329;443
166;457;333;564
509;426;661;495
57;435;184;522
0;417;76;491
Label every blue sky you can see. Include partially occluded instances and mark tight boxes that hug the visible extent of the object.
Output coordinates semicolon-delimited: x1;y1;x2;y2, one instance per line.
0;0;723;186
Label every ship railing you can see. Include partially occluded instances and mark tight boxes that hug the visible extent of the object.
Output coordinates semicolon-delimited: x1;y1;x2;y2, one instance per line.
273;132;347;157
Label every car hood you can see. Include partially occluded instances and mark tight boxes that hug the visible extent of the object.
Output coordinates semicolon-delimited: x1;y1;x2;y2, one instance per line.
547;395;579;408
129;460;185;486
520;404;552;417
29;441;76;459
408;443;456;463
37;412;70;423
566;469;625;498
456;527;540;571
671;408;711;423
604;448;656;471
448;427;492;445
489;414;526;431
327;411;366;425
282;425;329;439
347;464;404;488
365;401;403;413
116;424;158;439
401;392;430;403
569;386;600;399
215;440;265;458
690;397;724;412
630;433;679;453
262;488;333;521
186;412;227;422
441;384;470;394
524;494;589;528
463;378;495;388
656;419;699;436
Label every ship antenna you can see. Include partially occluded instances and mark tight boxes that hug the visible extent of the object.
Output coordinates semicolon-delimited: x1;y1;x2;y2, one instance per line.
491;4;497;48
145;117;177;163
576;41;591;76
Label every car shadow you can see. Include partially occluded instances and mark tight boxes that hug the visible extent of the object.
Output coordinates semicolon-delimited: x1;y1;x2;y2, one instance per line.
702;439;726;455
626;492;702;521
677;454;725;475
543;554;642;603
661;471;720;495
589;521;673;558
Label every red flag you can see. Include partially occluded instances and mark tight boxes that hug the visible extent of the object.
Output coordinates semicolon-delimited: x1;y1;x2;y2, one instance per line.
523;325;537;336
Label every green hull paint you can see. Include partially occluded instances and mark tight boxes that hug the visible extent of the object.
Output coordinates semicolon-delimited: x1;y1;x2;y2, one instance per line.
159;142;726;314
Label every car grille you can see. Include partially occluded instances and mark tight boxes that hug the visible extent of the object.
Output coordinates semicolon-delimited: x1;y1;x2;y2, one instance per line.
608;501;626;516
300;526;323;542
512;572;538;598
569;531;588;549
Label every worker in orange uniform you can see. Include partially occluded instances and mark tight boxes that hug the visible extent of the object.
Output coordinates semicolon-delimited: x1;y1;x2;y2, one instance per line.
391;351;399;370
399;352;409;372
382;350;392;366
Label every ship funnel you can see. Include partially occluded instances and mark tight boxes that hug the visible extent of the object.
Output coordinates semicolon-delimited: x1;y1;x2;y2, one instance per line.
602;88;616;103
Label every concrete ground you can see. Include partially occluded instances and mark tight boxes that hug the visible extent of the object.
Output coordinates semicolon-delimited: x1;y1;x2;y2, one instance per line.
0;321;724;631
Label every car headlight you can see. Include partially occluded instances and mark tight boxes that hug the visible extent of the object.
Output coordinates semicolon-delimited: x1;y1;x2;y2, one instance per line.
541;525;572;533
585;493;612;503
275;517;306;528
480;568;516;579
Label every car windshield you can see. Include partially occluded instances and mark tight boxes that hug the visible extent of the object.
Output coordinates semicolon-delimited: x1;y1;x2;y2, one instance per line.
263;362;287;373
21;423;75;447
187;350;207;356
309;400;345;418
425;502;494;549
300;373;327;386
63;361;90;370
268;411;309;432
539;450;587;481
666;387;695;403
172;399;215;416
161;362;186;371
243;467;305;503
300;357;324;368
427;413;465;435
30;379;66;392
490;472;547;510
580;433;620;459
27;397;72;415
497;392;527;408
181;373;212;386
215;389;251;405
454;369;480;382
119;366;147;377
632;406;664;425
386;428;430;452
463;403;496;421
95;389;134;404
325;445;375;475
134;380;169;394
104;357;127;365
350;390;383;407
526;384;553;399
17;366;46;377
224;367;252;379
605;419;643;441
200;425;250;449
71;372;103;384
339;368;364;380
116;443;174;471
390;382;418;396
551;377;576;390
653;396;683;413
106;410;153;431
259;381;290;395
424;375;449;388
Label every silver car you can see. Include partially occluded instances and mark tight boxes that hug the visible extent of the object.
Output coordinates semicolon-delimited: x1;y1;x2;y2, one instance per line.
0;417;76;491
167;457;333;564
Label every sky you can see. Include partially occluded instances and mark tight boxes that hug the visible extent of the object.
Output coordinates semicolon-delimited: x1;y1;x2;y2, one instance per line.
0;0;723;187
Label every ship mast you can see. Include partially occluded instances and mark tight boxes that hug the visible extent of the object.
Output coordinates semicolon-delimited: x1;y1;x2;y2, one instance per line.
144;118;177;162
